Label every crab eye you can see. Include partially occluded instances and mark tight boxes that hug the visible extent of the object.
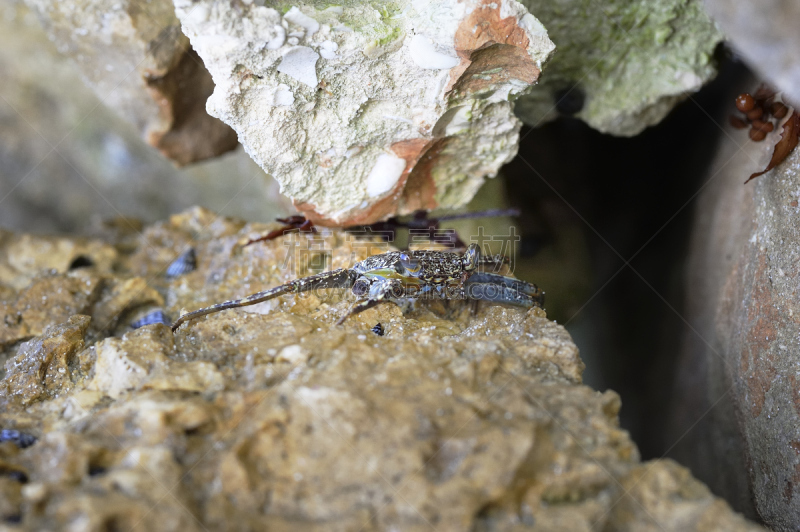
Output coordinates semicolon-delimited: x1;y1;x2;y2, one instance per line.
352;278;370;297
463;244;480;270
399;252;421;274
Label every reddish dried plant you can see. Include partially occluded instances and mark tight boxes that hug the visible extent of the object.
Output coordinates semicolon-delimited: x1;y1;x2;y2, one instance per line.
731;85;799;183
241;209;520;249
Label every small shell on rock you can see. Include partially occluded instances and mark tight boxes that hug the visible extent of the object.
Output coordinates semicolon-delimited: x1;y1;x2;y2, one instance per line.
131;309;169;329
0;429;37;448
371;323;384;336
166;248;196;278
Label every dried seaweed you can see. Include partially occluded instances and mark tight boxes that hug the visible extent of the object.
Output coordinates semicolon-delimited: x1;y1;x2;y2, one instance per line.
746;111;800;183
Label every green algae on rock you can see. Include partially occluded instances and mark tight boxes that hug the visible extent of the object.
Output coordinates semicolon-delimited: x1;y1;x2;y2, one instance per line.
515;0;724;136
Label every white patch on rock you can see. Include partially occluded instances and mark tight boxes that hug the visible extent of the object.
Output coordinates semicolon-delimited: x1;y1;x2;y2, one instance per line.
276;344;309;364
266;25;286;49
366;153;407;197
188;3;210;24
677;71;702;89
273;84;294;106
345;146;362;158
284;6;319;38
277;46;319;87
409;34;459;70
520;13;547;38
433;106;471;137
319;40;338;60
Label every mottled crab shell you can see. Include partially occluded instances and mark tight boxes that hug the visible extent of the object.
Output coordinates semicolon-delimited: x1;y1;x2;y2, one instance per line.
354;249;473;281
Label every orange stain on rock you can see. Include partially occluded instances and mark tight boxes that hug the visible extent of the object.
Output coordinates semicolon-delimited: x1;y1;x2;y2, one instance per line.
449;43;540;100
298;0;541;226
447;0;537;94
402;138;449;213
742;254;782;418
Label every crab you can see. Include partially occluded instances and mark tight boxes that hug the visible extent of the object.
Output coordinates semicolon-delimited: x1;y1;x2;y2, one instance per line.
170;244;544;331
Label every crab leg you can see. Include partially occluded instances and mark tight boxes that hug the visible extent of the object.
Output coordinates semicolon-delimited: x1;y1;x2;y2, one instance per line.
335;279;402;325
335;298;384;325
172;269;352;331
477;254;510;268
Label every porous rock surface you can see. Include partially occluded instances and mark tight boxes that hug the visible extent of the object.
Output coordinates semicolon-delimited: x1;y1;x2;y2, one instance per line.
671;84;800;530
515;0;724;136
173;0;555;225
0;208;762;531
23;0;238;164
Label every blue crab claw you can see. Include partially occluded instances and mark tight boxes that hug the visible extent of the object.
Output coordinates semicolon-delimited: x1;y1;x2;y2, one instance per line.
464;272;544;308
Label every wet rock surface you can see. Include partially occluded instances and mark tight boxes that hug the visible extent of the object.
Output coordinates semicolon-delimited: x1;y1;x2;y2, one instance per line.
0;208;763;530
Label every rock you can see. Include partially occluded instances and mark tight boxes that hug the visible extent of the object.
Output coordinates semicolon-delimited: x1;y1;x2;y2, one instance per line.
0;210;763;530
88;325;224;398
2;315;91;407
23;0;238;164
670;76;800;528
0;272;101;349
0;477;23;523
704;0;800;107
515;0;724;136
90;277;164;334
0;4;290;234
609;460;763;531
174;0;555;225
0;230;117;291
0;228;174;347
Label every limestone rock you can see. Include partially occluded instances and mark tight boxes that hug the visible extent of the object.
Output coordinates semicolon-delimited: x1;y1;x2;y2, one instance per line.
0;4;290;234
609;460;762;531
88;325;224;398
90;277;164;334
23;0;238;164
515;0;724;136
0;230;166;347
671;77;800;529
0;230;116;291
173;0;555;225
704;0;800;107
0;272;101;349
0;210;763;530
2;315;91;408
